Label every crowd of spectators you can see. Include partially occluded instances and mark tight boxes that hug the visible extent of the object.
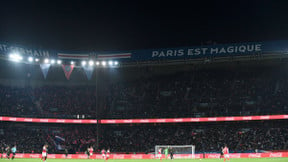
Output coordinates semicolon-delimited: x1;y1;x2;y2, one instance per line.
99;121;288;153
1;66;288;119
104;69;288;119
1;51;288;156
0;121;287;154
0;124;97;154
0;126;46;153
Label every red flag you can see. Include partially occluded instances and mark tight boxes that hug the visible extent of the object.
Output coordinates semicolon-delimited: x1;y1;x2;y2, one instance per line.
62;65;74;80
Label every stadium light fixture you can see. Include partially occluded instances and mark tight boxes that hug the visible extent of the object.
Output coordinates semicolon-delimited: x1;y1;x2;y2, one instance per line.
44;58;49;64
108;60;113;66
71;61;75;65
50;59;56;64
81;61;87;66
101;61;106;66
35;58;39;62
9;53;23;62
28;57;34;62
96;61;100;66
89;60;94;66
57;60;62;64
114;61;119;66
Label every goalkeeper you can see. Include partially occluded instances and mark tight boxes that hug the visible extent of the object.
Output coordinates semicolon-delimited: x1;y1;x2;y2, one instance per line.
164;147;169;159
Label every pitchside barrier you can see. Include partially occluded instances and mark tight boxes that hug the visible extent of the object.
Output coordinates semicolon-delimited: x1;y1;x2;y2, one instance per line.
0;114;288;124
2;152;288;159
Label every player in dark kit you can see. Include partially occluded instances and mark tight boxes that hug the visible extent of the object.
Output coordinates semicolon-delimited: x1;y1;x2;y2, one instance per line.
6;146;11;159
220;147;224;159
65;148;68;158
169;147;174;160
86;147;90;159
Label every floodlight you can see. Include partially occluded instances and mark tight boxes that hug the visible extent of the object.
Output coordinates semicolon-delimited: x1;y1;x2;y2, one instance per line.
28;57;33;62
44;58;49;64
89;60;94;66
9;53;23;62
81;61;87;66
102;61;106;66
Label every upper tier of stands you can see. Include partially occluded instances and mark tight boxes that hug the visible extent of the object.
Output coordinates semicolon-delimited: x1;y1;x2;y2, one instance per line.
1;61;288;119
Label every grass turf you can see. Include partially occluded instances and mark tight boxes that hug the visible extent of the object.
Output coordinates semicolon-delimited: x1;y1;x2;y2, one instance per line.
0;158;288;162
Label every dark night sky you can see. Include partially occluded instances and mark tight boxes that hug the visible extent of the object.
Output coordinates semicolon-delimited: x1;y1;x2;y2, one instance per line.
1;0;288;52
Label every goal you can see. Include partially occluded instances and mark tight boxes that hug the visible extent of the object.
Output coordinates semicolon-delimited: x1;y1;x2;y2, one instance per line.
155;145;195;159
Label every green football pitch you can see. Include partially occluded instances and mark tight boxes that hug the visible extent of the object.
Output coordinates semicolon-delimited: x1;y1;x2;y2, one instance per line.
0;158;288;162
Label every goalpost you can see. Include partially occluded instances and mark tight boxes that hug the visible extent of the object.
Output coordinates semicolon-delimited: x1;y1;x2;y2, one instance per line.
155;145;195;159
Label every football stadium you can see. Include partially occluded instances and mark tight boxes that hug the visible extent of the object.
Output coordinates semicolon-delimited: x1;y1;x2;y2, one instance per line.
0;40;288;162
1;1;288;162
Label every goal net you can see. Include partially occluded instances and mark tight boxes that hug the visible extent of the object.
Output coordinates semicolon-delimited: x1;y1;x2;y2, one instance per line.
155;145;195;159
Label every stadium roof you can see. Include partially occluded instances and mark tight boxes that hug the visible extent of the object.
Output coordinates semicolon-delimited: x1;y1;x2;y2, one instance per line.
1;1;288;52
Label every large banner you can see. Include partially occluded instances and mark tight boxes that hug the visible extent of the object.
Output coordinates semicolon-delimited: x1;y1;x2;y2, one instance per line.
3;152;288;159
0;116;97;124
1;40;288;61
134;43;262;60
0;114;287;124
131;40;288;61
0;43;53;57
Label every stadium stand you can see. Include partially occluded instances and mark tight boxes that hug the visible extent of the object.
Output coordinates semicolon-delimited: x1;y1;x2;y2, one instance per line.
0;62;288;119
1;60;288;155
0;121;287;154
